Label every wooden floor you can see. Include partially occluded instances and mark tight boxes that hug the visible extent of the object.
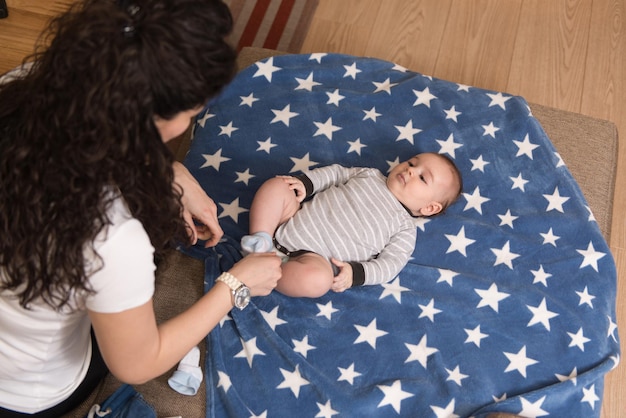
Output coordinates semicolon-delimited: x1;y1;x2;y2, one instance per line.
302;1;625;417
0;0;623;416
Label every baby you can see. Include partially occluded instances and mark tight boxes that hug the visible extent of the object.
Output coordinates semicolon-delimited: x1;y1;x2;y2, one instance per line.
242;152;462;298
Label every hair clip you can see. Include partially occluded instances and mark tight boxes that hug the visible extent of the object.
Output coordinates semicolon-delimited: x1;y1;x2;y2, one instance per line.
122;24;136;38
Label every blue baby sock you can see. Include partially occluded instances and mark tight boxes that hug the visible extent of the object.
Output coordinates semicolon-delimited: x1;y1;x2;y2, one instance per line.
241;231;273;254
168;346;203;396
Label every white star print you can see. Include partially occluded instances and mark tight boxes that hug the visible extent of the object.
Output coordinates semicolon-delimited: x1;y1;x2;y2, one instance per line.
313;117;342;140
376;380;414;414
253;57;281;82
197;110;214;128
446;366;468;386
405;335;438;368
430;399;459;418
295;72;322;91
503;345;538;377
444;106;461;122
217;370;232;392
256;137;277;154
498;209;518;228
527;298;559;331
445;226;476;257
260;306;287;331
290;152;318;173
514;134;539;159
271;104;299;126
316;301;338;320
555;367;578;385
576;286;595;308
518;396;549;417
235;168;254;185
276;365;309;398
235;337;265;367
531;265;552;287
347;138;367;155
543;186;570;212
315;400;338;418
457;83;471;92
413;87;437;107
482;121;500;138
510;173;529;191
363;106;381;122
354;319;388;349
554;151;565;167
373;78;398;94
414;217;430;231
218;197;247;222
540;228;560;246
436;133;463;158
395;119;422;144
337;363;361;385
200;149;230;170
239;93;259;107
218;121;238;137
568;327;590;351
491;241;520;269
476;283;510;312
581;384;600;410
250;411;267;418
308;53;327;63
380;277;409;303
418;298;441;322
462;186;490;214
292;336;316;358
437;268;458;286
576;241;606;272
464;325;488;347
608;316;618;341
486;92;511;110
471;155;489;172
326;89;345;106
343;62;361;79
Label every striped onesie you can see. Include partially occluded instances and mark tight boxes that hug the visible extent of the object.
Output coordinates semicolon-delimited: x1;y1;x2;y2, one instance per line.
274;164;418;286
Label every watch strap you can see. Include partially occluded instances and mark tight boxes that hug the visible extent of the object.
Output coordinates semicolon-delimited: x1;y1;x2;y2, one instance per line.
216;272;242;291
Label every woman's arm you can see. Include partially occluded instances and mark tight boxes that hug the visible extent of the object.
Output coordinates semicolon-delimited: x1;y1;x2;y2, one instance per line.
89;252;281;384
173;161;223;247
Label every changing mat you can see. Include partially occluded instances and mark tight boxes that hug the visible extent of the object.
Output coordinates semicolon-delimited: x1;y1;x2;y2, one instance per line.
182;53;620;417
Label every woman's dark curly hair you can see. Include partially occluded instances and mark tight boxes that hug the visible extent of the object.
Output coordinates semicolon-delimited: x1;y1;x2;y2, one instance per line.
0;0;237;310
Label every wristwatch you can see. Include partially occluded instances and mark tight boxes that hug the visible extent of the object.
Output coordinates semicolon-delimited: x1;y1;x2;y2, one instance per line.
216;272;251;310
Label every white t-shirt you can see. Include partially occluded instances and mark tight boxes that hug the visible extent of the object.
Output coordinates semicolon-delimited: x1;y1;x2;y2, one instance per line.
0;196;156;413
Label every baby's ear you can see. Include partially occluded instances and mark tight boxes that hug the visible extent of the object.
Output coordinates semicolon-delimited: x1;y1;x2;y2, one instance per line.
418;201;443;217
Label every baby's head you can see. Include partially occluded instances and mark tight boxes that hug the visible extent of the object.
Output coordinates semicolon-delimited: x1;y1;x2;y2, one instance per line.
386;152;462;217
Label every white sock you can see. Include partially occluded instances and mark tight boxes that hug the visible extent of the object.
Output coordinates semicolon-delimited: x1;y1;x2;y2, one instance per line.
241;231;273;253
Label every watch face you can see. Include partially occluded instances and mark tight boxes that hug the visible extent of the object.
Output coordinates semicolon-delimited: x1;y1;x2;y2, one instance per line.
234;285;251;309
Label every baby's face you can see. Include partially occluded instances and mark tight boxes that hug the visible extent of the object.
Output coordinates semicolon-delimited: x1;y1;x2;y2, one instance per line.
387;153;458;216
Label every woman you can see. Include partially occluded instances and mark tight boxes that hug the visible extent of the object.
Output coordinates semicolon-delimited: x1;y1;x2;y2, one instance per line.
0;0;281;416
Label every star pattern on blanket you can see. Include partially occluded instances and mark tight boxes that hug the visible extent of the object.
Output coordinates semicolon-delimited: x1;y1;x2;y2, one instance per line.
184;53;619;418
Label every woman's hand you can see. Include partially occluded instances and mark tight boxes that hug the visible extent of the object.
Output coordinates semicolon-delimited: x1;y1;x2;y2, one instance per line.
276;175;306;203
229;252;283;296
173;161;223;247
330;258;353;292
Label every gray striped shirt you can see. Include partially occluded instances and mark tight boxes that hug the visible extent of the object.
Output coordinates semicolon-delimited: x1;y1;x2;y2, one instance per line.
275;165;418;286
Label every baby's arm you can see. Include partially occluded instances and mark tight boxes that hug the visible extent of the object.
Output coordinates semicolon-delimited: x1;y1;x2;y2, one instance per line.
330;258;353;292
275;175;307;202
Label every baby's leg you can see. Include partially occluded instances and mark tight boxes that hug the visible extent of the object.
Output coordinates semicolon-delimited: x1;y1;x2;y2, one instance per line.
249;177;301;235
276;252;334;298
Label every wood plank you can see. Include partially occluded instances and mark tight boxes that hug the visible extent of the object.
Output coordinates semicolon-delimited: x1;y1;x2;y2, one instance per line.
507;0;592;112
361;0;452;76
300;0;382;56
434;0;522;92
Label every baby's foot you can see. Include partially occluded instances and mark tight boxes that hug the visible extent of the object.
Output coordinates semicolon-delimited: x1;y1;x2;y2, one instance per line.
241;231;273;254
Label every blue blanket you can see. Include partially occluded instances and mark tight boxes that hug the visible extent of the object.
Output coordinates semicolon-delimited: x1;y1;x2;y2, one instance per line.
183;53;620;417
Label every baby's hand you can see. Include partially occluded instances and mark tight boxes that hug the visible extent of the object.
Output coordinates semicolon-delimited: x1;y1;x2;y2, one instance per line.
276;175;306;202
330;258;353;292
